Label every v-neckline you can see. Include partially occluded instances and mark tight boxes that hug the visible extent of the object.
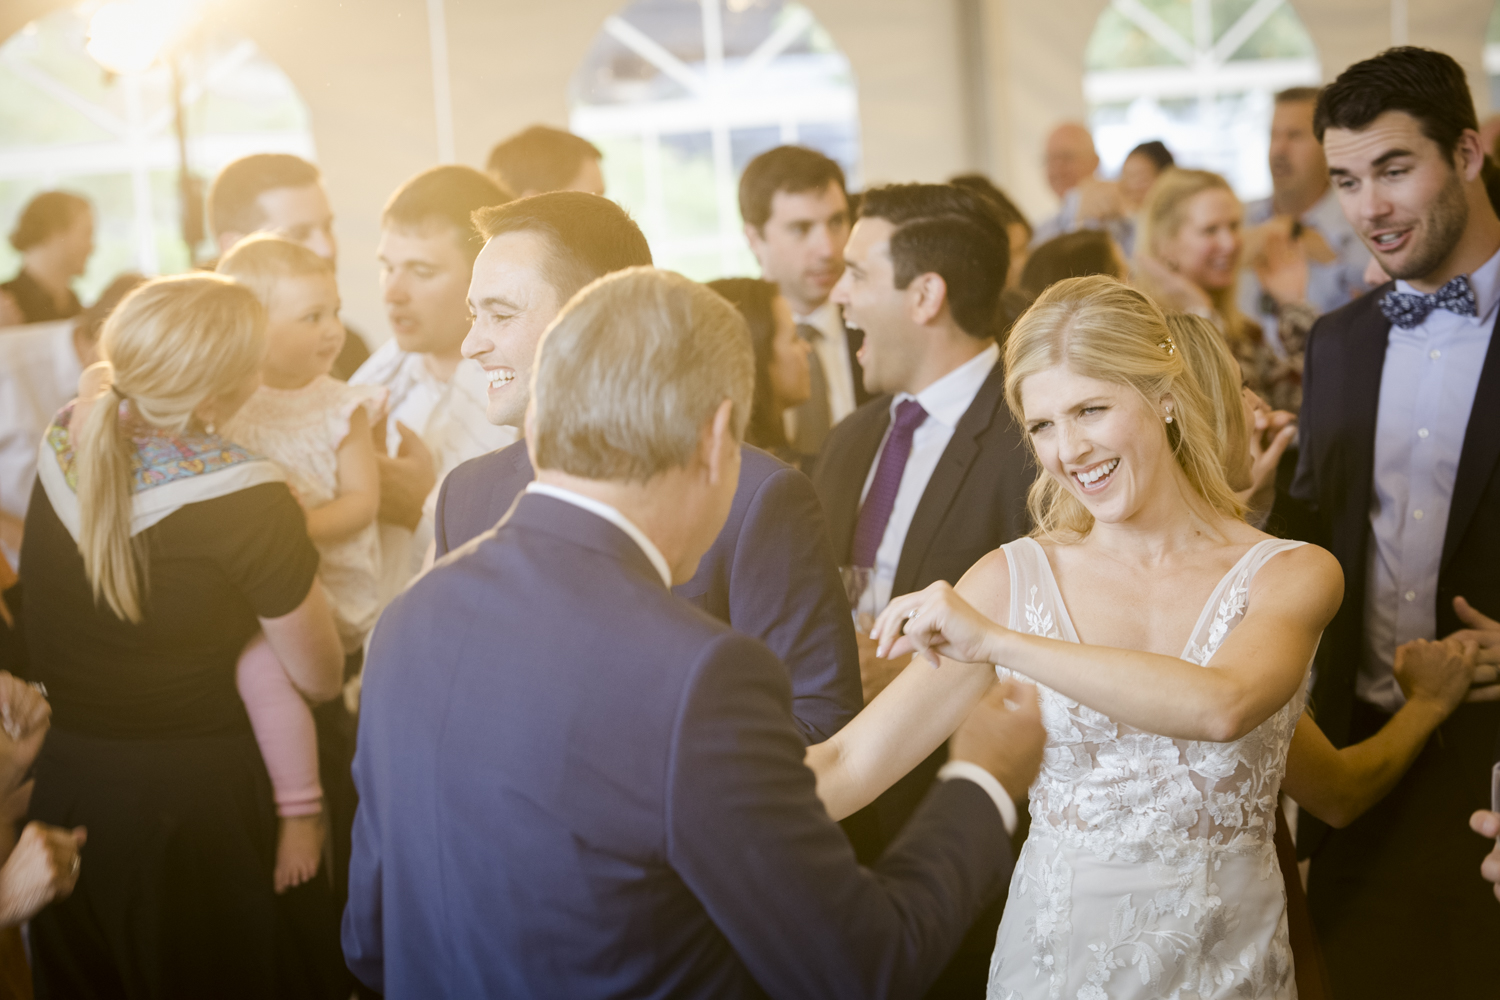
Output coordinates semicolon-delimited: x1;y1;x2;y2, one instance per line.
1023;536;1277;660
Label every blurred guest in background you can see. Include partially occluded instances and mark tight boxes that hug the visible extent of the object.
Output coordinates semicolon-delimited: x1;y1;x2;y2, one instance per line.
1240;87;1371;355
1019;229;1127;298
1112;139;1174;255
0;273;144;568
485;125;603;197
1032;122;1100;245
1135;167;1304;412
741;146;868;465
951;173;1033;290
0;191;93;327
352;165;516;596
207;153;369;378
706;277;812;467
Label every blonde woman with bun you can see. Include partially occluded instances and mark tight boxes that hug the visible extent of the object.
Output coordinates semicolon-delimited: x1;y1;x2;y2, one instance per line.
808;275;1341;999
19;273;344;998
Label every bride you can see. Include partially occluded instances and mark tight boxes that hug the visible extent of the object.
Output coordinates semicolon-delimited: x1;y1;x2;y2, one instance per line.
813;275;1343;999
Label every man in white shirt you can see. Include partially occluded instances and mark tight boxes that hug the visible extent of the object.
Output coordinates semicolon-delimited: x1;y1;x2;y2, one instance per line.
1030;122;1102;246
809;181;1033;998
350;166;517;595
0;274;142;567
740;146;869;462
1239;87;1371;354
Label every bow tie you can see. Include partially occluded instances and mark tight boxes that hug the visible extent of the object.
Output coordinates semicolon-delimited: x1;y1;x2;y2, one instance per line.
1380;275;1478;329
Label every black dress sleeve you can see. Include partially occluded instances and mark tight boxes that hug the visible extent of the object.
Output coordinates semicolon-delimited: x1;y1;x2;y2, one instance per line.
213;483;320;619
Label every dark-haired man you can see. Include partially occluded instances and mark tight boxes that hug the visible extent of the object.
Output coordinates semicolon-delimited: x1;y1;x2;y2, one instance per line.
812;182;1032;996
740;146;869;463
433;193;862;745
350;165;516;595
1279;46;1500;999
485;125;605;198
1239;87;1371;353
207;153;369;378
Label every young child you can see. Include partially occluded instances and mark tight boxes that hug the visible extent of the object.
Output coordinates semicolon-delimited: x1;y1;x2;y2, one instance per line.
217;236;384;893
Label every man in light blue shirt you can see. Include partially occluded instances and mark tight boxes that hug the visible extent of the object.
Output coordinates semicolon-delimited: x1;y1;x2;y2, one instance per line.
1240;87;1371;356
1283;47;1500;1000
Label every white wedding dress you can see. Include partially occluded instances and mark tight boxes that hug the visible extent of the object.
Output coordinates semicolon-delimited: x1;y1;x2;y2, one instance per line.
988;537;1313;1000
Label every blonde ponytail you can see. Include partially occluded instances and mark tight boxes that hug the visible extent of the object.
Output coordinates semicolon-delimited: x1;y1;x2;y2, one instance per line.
74;274;266;623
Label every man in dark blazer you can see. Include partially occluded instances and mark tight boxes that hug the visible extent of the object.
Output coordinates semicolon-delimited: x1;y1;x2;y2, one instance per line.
435;192;861;743
740;146;871;461
811;183;1032;995
1275;48;1500;999
344;268;1045;998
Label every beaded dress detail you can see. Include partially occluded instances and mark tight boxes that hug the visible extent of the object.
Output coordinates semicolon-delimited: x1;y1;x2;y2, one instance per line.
989;536;1313;1000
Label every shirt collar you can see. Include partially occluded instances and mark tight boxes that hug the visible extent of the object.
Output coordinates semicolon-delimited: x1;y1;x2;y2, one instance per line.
796;299;842;336
894;342;1000;429
524;482;673;588
1393;243;1500;325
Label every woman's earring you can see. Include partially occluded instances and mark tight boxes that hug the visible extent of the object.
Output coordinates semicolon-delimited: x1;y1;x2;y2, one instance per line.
1164;410;1174;424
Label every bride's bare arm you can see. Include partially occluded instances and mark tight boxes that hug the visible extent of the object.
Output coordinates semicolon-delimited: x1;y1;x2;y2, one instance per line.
804;550;1009;822
874;544;1343;744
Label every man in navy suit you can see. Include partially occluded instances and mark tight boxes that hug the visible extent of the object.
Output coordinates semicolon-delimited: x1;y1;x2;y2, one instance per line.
1274;48;1500;999
344;268;1045;998
434;193;861;743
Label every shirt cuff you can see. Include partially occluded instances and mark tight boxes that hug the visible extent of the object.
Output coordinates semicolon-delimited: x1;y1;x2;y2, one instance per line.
937;760;1018;835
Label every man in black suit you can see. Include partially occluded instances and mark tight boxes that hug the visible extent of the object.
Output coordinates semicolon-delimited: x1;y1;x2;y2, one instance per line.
740;146;871;463
810;182;1032;994
433;193;862;744
1276;47;1500;999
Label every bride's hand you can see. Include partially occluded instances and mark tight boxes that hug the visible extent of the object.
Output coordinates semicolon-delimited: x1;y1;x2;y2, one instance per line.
872;581;1005;666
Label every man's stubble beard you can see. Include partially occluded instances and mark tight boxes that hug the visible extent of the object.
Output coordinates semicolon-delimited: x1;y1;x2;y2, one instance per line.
1384;169;1469;282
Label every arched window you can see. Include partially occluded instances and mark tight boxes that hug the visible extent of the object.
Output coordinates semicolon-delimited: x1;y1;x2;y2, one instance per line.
0;5;316;299
1083;0;1320;198
570;0;861;280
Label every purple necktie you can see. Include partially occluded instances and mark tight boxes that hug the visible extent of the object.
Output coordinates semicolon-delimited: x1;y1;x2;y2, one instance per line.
850;399;928;568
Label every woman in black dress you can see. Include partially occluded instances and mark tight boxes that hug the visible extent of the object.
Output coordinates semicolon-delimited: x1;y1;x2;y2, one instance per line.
20;273;347;998
706;277;812;469
0;192;93;326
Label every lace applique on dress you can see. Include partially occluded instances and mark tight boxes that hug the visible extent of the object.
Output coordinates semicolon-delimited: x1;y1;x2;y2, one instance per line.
988;537;1310;1000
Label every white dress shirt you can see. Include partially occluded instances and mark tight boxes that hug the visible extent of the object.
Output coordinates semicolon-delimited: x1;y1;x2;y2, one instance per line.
859;342;1001;611
525;482;672;588
797;300;859;425
350;341;519;596
0;320;81;568
1359;245;1499;711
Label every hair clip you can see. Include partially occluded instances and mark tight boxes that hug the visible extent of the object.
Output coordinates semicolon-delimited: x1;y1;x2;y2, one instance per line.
1157;334;1176;356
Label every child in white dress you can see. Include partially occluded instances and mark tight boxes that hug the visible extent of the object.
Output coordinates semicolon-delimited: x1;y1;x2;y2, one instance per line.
218;236;384;892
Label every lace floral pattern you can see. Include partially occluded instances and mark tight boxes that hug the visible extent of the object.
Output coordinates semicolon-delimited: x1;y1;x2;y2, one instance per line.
989;538;1308;1000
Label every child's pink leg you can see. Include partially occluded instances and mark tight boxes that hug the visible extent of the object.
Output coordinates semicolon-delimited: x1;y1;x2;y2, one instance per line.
235;635;322;817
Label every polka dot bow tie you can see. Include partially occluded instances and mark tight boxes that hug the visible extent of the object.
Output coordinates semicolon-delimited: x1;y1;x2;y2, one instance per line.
1379;275;1478;329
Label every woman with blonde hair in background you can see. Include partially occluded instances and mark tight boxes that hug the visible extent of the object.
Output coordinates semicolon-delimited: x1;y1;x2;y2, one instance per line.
19;274;347;998
1135;168;1307;412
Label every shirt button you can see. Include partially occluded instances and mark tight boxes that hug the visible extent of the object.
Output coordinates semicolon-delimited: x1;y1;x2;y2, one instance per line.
1430;349;1441;360
1417;428;1429;439
1405;590;1417;601
1413;509;1424;520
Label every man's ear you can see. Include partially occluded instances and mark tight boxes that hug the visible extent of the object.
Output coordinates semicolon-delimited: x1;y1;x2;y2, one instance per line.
703;398;736;485
908;272;950;326
743;222;768;264
1457;129;1487;182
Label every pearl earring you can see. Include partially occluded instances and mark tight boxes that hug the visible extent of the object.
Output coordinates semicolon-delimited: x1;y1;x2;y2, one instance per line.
1165;410;1174;424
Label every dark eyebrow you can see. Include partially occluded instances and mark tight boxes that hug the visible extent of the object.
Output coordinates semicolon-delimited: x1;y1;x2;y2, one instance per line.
1330;147;1416;177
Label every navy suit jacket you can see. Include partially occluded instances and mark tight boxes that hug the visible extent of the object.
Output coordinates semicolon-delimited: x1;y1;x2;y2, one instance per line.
434;442;862;743
344;493;1014;998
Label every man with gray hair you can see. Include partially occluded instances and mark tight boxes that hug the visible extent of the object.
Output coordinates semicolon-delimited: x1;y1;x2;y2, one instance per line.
344;268;1044;997
436;192;861;745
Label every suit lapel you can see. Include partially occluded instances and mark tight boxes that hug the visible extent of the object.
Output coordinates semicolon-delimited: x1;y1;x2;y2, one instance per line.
891;363;1004;598
1335;296;1391;587
823;403;890;563
1442;312;1500;571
